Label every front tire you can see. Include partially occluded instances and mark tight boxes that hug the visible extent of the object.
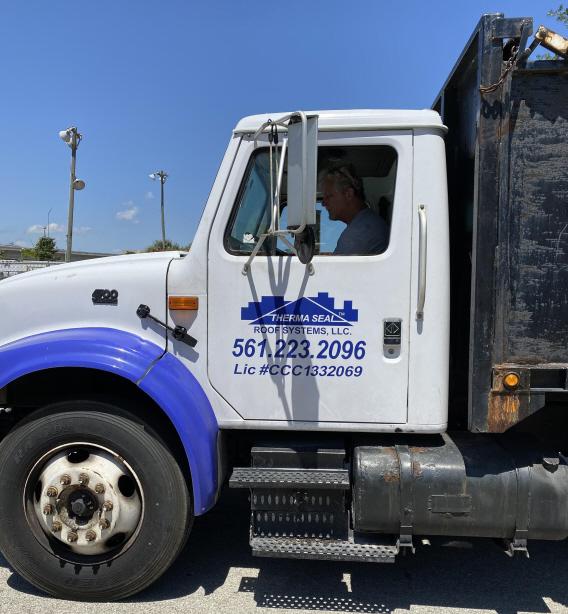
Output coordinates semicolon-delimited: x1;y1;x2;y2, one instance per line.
0;401;192;601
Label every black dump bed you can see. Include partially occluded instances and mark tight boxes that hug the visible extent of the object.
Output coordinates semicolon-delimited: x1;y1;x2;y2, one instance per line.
433;14;568;433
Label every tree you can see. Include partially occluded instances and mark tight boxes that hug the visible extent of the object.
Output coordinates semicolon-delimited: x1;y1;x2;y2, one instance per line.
145;239;191;252
548;4;568;28
33;236;57;261
20;248;36;260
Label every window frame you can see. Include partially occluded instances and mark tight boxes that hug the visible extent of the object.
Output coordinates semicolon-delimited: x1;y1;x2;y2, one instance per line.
223;148;276;256
223;143;398;258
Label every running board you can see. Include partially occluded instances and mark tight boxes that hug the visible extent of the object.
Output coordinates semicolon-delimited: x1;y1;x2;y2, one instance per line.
230;467;350;490
251;536;398;563
229;444;396;565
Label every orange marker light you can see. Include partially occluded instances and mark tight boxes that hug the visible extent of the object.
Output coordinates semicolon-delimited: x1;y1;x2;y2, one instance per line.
503;372;520;390
169;296;199;311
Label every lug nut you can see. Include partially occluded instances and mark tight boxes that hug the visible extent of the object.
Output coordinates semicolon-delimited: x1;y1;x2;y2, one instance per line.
51;521;62;533
99;518;110;530
94;483;105;494
42;504;54;516
67;532;78;543
78;473;90;486
46;486;58;498
102;500;113;511
85;530;97;542
60;475;71;486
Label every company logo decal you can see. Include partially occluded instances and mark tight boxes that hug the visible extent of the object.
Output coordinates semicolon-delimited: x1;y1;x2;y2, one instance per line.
241;292;358;326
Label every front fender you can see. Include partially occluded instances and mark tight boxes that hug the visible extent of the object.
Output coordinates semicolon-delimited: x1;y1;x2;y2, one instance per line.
0;328;219;514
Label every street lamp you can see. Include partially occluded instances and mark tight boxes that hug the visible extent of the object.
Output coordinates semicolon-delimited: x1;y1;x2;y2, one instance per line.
59;126;86;262
149;170;168;250
47;208;52;238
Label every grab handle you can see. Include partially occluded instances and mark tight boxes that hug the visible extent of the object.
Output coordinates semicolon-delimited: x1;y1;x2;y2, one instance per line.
416;204;427;320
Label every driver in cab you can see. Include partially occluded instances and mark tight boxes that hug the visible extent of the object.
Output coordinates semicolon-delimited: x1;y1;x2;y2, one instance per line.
321;165;389;255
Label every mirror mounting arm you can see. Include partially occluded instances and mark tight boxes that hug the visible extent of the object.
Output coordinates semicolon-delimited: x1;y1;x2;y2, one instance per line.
242;111;318;275
242;233;269;275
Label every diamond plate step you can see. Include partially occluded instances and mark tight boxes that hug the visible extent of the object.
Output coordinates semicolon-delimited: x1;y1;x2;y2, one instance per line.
250;536;397;563
229;467;350;490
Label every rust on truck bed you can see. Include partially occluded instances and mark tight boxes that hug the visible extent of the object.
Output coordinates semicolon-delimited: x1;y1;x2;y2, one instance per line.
488;367;530;433
487;364;568;432
434;13;568;433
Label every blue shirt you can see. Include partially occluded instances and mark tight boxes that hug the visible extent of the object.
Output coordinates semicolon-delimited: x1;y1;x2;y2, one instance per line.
334;208;389;255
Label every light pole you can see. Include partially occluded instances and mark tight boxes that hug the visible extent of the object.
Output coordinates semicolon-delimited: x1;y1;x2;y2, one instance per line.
59;127;86;262
149;170;168;250
47;208;52;238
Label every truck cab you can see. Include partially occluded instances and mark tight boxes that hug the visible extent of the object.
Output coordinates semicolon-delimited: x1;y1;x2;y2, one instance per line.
168;109;449;431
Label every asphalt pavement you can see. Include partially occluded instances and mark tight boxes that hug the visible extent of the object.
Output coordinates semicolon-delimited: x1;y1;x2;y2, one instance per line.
0;489;567;614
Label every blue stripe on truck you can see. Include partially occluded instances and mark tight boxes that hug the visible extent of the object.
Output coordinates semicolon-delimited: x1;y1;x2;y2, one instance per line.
0;327;219;515
138;350;219;514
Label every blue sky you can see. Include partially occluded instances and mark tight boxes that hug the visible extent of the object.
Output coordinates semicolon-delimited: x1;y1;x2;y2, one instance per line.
0;1;559;254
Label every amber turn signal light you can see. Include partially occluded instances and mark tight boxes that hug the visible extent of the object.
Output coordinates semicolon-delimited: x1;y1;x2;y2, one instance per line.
503;372;520;390
168;296;199;311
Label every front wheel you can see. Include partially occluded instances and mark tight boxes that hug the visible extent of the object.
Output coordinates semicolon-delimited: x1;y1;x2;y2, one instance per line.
0;401;192;601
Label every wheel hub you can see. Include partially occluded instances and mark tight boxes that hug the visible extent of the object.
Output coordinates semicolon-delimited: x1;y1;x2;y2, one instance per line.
32;447;143;556
68;489;98;522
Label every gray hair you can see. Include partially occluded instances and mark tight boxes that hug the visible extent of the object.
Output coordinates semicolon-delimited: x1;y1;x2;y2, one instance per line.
320;164;366;201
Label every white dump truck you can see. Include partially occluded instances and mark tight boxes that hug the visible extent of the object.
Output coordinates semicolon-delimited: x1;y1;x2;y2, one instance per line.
0;13;567;601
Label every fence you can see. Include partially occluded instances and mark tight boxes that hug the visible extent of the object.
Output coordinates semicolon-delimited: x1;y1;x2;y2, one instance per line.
0;260;63;280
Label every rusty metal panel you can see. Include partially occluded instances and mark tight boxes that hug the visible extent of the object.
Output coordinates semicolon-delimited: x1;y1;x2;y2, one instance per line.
488;366;531;433
482;67;568;432
503;68;568;364
435;13;568;433
488;363;568;432
492;17;532;40
467;16;508;433
353;434;568;540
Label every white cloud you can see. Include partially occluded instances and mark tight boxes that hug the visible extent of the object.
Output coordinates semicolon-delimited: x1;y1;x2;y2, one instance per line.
26;225;43;234
26;222;64;235
74;226;92;235
14;240;30;247
116;202;139;223
145;191;155;200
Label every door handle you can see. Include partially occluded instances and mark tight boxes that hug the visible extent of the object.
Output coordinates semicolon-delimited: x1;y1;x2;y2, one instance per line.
416;204;427;320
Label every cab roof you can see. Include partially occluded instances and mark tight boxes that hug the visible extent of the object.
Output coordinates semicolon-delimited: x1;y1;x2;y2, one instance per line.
233;109;446;134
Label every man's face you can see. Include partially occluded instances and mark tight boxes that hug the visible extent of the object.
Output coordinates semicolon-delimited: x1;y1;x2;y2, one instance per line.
322;177;349;223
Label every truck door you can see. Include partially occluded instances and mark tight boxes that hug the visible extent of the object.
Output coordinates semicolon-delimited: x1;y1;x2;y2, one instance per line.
208;131;413;424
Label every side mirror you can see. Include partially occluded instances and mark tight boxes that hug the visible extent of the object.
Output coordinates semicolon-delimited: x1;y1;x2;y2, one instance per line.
242;111;318;275
287;113;318;230
294;226;316;264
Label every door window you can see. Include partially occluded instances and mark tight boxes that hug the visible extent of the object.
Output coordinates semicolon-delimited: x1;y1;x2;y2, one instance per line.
225;146;398;256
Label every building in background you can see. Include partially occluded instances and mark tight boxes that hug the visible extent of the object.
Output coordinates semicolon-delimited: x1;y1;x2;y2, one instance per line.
0;243;113;262
0;244;114;279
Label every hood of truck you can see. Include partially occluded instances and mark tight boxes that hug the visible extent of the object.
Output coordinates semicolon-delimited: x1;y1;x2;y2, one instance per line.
0;252;183;349
0;251;182;286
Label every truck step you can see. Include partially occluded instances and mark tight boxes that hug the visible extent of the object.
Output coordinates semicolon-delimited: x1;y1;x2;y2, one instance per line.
250;536;397;563
230;467;350;490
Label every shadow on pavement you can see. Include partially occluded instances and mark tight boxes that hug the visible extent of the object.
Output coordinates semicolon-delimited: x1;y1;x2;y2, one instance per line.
2;488;568;612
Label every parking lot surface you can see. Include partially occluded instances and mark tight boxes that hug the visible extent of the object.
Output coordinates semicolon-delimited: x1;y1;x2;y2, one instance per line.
0;489;566;614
